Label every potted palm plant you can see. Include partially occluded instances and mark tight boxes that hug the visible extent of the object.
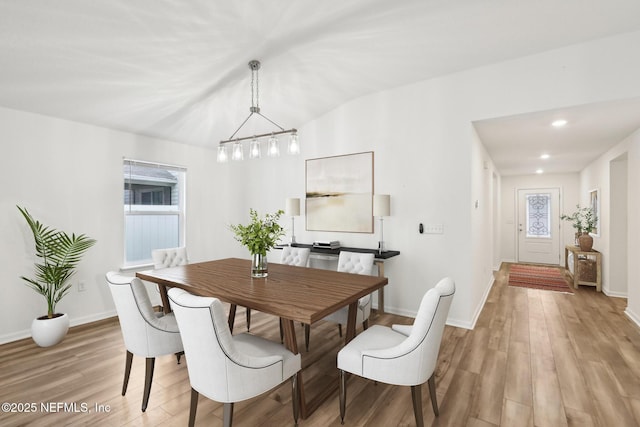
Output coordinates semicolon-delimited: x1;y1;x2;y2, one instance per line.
229;209;285;277
17;206;96;347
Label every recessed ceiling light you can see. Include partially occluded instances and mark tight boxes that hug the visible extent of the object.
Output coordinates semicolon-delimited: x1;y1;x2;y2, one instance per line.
540;154;550;159
536;169;544;174
551;119;567;127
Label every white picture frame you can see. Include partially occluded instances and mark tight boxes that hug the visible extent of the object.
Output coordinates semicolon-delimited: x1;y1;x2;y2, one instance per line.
589;188;600;237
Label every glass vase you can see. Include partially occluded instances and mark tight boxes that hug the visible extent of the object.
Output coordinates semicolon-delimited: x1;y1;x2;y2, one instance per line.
251;253;268;278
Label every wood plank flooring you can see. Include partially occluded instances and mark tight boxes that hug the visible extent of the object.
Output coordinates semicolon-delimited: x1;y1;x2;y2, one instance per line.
1;262;640;426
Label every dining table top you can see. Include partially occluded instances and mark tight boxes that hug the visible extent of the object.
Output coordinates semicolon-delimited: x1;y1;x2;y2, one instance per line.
136;257;388;325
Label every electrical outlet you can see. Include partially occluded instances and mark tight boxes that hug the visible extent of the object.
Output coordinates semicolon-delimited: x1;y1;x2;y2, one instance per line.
78;281;86;292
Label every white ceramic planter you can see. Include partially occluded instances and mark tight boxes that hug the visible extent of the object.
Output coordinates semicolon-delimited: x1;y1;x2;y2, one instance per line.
31;313;69;347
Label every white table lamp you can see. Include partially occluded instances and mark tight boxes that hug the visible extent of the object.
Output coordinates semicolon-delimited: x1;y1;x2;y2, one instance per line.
285;198;300;245
373;194;391;254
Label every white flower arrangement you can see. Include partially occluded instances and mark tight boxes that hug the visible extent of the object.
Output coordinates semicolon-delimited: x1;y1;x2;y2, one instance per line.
560;204;597;233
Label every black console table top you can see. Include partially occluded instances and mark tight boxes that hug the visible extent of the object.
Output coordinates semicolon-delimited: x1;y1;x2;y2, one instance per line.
276;243;400;260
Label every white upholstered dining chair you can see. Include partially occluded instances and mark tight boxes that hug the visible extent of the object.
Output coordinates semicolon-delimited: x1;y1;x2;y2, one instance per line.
151;247;189;311
151;246;189;268
105;272;184;412
168;287;302;427
280;246;311;267
320;251;375;340
337;277;455;427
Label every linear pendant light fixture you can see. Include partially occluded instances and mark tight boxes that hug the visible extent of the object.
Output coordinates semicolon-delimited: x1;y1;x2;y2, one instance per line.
217;60;299;162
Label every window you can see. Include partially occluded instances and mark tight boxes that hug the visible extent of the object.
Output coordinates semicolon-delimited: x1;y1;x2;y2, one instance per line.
123;159;186;265
525;193;551;238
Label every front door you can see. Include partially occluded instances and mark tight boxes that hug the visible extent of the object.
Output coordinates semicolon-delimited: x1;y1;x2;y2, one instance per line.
517;188;560;265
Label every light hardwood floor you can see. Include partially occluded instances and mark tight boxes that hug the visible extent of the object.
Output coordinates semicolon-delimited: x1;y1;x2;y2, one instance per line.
1;263;640;426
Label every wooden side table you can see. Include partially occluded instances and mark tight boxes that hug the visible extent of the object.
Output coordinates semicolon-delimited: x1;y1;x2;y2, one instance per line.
564;245;602;291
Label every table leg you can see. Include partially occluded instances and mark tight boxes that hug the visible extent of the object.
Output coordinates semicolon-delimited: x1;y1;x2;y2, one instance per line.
596;255;602;292
573;254;579;289
228;304;237;332
375;261;385;314
281;319;306;418
281;302;359;420
158;285;171;314
345;302;358;345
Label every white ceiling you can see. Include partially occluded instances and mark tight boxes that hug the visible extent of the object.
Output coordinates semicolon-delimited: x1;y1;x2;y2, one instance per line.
2;0;640;175
474;97;640;176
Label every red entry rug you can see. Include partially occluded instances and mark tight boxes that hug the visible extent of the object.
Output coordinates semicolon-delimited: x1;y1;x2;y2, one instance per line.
508;264;573;293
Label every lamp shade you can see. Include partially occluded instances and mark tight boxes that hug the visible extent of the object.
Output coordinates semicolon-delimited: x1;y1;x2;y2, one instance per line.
285;198;300;216
373;194;390;217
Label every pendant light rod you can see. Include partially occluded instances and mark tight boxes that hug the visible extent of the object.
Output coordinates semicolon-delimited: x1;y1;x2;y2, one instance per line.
220;127;297;145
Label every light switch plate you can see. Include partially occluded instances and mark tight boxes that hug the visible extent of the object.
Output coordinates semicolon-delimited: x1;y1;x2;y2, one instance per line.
422;224;444;234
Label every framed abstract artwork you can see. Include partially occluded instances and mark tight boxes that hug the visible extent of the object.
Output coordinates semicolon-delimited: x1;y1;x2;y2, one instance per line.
305;151;374;233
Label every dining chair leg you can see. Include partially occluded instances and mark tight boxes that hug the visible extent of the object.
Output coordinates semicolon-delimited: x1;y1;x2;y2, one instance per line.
339;370;347;424
122;350;133;396
223;402;234;427
304;324;310;352
246;308;251;331
291;374;299;426
188;388;199;427
411;384;425;427
142;357;155;412
427;373;439;416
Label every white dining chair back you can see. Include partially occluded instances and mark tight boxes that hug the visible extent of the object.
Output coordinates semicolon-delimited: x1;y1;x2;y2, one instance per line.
280;246;311;267
168;287;302;427
151;247;188;268
337;251;375;275
337;277;455;426
105;272;183;412
322;251;375;332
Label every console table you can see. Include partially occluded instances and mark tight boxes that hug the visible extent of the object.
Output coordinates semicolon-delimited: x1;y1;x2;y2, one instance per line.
564;245;602;292
276;244;400;314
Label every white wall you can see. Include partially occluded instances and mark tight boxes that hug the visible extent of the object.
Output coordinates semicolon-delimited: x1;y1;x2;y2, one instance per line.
0;107;242;343
580;132;636;297
626;130;640;325
3;30;640;342
500;174;580;264
609;154;628;297
265;30;640;329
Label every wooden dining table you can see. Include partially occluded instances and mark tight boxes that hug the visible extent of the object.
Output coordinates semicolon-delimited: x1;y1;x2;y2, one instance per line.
136;257;388;419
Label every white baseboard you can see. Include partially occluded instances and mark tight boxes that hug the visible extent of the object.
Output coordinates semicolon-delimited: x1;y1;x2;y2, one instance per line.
375;306;474;330
0;309;117;345
602;287;627;298
445;316;475;330
466;274;495;330
0;330;32;345
625;307;640;329
378;305;415;318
